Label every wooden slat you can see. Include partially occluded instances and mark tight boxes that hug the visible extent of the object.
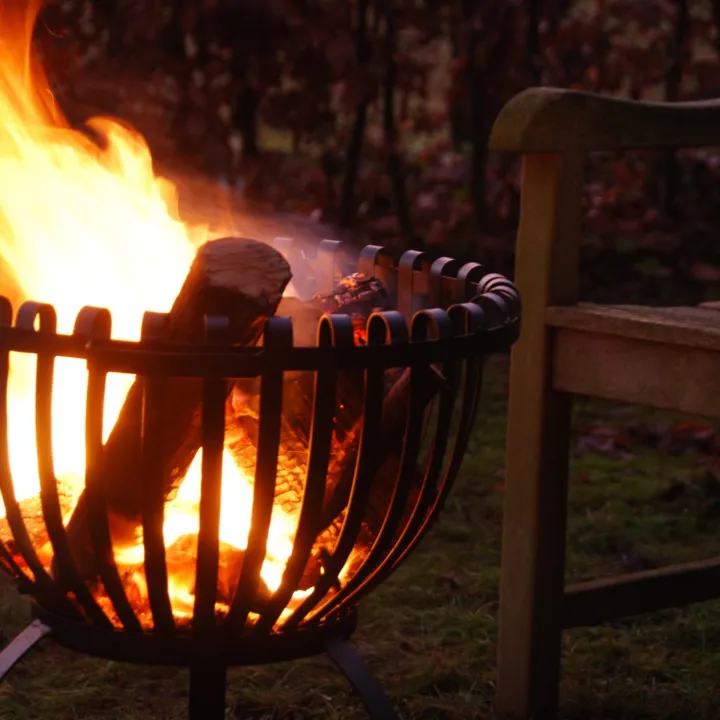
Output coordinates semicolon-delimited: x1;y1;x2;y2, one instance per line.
496;152;583;720
563;557;720;628
547;303;720;352
490;87;720;153
553;327;720;419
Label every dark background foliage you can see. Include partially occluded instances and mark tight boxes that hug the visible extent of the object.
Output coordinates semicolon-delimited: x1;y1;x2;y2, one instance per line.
31;0;720;303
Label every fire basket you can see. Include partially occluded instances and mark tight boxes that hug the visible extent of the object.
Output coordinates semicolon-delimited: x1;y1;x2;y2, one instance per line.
0;238;519;719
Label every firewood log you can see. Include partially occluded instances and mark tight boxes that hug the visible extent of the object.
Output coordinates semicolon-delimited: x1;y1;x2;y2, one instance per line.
319;365;441;534
225;288;441;553
59;237;291;581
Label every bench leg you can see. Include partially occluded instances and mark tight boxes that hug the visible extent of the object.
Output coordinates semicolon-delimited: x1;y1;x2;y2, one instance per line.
495;373;572;719
494;152;582;719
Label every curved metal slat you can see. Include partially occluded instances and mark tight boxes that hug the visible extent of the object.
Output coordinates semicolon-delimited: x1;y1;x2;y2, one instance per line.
225;317;292;632
252;315;354;634
357;245;397;303
317;309;455;618
428;257;460;309
0;302;79;618
16;302;109;626
79;306;141;631
454;262;487;303
384;363;460;567
475;273;522;324
192;316;231;634
397;250;425;323
471;292;512;330
284;311;407;628
368;307;479;581
394;357;484;566
0;297;34;587
139;311;175;633
388;303;486;573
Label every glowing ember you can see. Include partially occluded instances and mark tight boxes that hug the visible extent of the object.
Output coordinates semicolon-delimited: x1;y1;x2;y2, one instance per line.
0;0;320;625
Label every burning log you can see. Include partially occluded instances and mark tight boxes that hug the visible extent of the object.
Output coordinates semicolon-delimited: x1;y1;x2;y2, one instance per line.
61;237;292;580
278;276;439;536
224;275;385;524
163;535;271;610
224;272;439;584
319;365;441;533
280;366;441;592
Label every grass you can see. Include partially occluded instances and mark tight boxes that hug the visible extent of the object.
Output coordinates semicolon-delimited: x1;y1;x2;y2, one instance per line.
2;359;720;718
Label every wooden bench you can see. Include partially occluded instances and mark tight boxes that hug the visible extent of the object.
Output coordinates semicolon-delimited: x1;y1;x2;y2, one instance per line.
490;88;720;719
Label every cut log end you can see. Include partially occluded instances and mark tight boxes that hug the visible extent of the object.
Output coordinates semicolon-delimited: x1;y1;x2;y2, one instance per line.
169;237;292;345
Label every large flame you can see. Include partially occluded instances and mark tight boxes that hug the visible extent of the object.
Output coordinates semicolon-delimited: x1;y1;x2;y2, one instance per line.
0;0;305;623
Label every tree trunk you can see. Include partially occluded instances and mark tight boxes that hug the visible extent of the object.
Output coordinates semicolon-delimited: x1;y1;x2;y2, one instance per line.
659;0;689;215
382;6;415;245
339;0;372;228
463;0;488;230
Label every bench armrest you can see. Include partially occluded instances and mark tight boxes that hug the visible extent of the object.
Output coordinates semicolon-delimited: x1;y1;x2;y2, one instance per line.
490;87;720;153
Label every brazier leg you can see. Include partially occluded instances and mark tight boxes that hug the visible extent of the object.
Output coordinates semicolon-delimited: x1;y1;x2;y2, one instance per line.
0;619;51;681
324;638;399;720
188;661;227;720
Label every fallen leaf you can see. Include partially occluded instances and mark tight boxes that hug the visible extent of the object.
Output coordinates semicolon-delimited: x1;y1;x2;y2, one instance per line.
659;421;717;454
576;426;634;459
437;572;462;590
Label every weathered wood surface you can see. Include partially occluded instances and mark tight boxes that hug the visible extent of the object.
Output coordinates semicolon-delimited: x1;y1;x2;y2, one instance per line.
62;237;291;579
546;303;720;352
490;87;720;154
563;556;720;629
553;327;720;420
495;153;582;720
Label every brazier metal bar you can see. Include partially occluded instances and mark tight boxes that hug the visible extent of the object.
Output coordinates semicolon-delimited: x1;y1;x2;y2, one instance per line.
226;317;289;631
0;301;78;620
284;312;402;628
563;556;720;628
82;307;142;632
251;315;351;634
325;637;400;720
189;661;227;720
21;302;109;625
317;309;454;618
140;310;175;633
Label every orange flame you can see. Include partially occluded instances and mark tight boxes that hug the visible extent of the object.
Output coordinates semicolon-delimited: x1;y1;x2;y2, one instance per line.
0;0;307;624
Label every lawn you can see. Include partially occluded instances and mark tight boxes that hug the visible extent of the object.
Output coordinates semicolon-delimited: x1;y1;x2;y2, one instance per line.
2;358;720;719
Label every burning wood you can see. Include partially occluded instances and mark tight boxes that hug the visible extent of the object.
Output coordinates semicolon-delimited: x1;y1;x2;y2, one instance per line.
223;273;440;592
319;365;440;534
60;237;291;582
57;259;439;615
